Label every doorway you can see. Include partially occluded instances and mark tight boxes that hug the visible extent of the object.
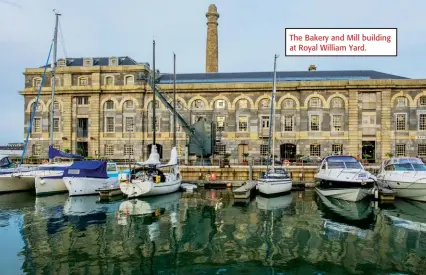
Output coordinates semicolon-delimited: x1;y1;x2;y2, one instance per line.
76;142;88;157
280;143;296;162
362;141;375;163
147;144;163;160
238;144;249;164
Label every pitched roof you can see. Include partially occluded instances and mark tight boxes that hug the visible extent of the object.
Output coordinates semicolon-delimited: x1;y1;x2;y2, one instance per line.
40;56;139;68
157;70;409;84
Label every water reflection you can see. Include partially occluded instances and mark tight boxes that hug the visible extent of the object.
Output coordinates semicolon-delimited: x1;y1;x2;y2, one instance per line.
0;190;424;274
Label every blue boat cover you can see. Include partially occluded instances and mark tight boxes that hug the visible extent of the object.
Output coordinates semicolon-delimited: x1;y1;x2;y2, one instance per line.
63;160;108;178
48;146;84;160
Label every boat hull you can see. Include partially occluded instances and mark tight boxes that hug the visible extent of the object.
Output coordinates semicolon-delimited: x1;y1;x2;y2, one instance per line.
35;176;67;196
0;174;34;193
377;179;426;202
257;179;292;195
120;179;181;198
63;177;118;196
315;187;371;202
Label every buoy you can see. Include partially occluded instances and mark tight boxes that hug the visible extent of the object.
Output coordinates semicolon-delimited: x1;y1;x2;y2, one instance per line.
210;173;217;181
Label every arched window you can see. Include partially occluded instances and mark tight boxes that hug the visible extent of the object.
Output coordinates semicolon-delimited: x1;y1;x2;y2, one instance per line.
124;75;134;85
331;97;343;108
309;97;321;108
395;96;408;107
124;100;134;109
104;100;115;110
283;99;295;109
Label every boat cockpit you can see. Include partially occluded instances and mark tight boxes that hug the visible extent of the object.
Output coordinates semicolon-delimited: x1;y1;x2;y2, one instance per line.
320;156;363;170
0;156;13;169
381;158;426;172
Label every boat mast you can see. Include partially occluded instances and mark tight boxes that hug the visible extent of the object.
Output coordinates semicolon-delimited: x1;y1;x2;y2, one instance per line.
49;10;61;163
266;54;278;173
173;53;177;147
152;40;156;146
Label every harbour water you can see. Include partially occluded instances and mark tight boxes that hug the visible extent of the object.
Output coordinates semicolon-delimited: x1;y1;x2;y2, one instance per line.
1;189;426;274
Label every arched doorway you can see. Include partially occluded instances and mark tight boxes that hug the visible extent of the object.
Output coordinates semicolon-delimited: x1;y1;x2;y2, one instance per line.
280;143;296;162
147;144;163;160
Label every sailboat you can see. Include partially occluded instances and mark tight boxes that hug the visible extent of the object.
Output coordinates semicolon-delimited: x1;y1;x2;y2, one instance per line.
120;44;182;198
256;55;293;196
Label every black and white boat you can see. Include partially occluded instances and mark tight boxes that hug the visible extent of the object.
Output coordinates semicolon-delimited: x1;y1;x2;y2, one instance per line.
315;155;376;202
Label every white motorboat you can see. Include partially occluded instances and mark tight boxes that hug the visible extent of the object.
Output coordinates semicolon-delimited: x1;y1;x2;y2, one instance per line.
120;145;182;198
63;160;119;196
257;167;293;195
256;55;293;196
315;155;376;202
377;157;426;202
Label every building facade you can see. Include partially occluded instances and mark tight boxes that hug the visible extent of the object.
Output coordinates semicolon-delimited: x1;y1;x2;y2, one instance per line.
19;59;426;163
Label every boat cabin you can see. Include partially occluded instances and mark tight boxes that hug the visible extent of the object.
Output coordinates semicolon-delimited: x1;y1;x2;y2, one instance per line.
380;157;426;172
320;156;363;170
0;155;13;169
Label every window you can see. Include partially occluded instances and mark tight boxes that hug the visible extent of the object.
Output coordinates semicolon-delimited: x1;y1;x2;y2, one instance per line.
332;144;343;155
395;144;406;157
283;99;294;109
260;144;269;156
33;78;41;88
216;100;225;109
193;99;205;109
362;93;376;109
396;97;408;107
79;77;88;86
105;76;114;86
51;77;60;87
419;114;426;131
216;116;225;131
124;145;134;156
52;101;60;111
396;114;407;131
58;59;66;67
33;118;41;133
215;144;226;155
105;100;114;110
109;57;118;66
124;100;134;109
419;96;426;107
105;117;115;132
104;144;114;156
310;144;321;156
32;144;41;157
238;116;248;132
125;117;134;132
53;118;60;132
83;58;92;67
418;144;426;157
309;97;320;108
77;96;89;105
125;75;134;85
261;116;270;129
332;115;342;132
284;116;293;132
310;115;320;131
332;98;343;108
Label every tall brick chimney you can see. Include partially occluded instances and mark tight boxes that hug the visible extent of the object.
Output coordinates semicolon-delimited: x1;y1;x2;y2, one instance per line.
205;4;219;73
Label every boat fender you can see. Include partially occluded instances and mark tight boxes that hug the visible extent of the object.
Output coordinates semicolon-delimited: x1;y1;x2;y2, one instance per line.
69;181;72;185
361;181;367;185
40;179;46;185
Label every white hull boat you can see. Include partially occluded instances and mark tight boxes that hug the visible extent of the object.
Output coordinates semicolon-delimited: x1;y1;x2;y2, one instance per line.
0;173;34;193
315;156;375;202
35;175;67;196
377;157;426;202
64;177;118;196
120;146;182;198
256;168;293;196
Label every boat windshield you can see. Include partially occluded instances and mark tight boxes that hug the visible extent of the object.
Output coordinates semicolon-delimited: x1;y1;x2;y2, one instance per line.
326;156;362;169
393;163;426;171
0;157;11;168
107;164;116;172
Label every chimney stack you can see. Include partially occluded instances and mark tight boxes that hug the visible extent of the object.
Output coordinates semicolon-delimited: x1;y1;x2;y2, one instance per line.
308;65;317;71
205;4;219;73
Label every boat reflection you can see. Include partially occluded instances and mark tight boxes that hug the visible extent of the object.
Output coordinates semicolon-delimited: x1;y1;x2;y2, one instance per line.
256;193;293;210
383;199;426;232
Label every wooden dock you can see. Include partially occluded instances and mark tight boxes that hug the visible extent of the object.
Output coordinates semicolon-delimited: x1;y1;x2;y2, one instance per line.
233;181;257;199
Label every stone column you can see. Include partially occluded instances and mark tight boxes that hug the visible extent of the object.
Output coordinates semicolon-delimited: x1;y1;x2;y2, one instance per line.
205;4;219;73
62;95;73;152
347;90;360;156
381;90;391;160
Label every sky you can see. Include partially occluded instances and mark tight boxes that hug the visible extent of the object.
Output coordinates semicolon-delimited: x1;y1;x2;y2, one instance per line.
0;0;425;144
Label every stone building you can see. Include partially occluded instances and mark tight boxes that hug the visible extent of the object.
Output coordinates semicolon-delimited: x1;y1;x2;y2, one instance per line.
19;4;426;163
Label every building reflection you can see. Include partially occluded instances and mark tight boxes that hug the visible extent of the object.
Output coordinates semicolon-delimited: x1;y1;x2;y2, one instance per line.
12;190;426;274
